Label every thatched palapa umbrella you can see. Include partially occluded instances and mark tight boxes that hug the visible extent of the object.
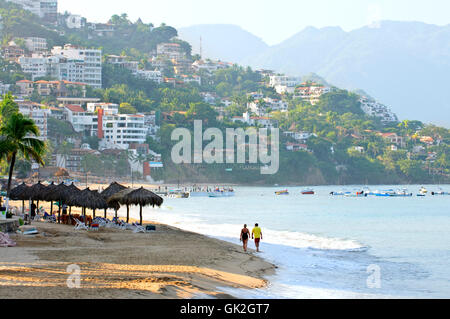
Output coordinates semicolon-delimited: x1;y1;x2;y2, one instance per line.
28;181;48;210
107;187;163;225
9;182;31;214
107;188;134;223
67;188;108;224
65;183;81;215
101;182;127;218
44;182;70;223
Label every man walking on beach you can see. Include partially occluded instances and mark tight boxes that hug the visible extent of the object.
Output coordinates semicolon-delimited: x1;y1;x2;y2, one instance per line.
252;223;263;252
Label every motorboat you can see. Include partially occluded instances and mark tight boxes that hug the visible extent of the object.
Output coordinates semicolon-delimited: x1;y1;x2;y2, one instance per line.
208;190;235;198
301;189;315;195
431;188;450;196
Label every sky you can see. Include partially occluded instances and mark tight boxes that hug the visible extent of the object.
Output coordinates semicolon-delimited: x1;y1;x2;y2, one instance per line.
59;0;450;45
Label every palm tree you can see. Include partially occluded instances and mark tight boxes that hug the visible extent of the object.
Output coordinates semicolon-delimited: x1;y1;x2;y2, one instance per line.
0;113;46;203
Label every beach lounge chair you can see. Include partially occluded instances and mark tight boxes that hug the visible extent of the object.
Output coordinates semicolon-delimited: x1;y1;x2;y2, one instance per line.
133;223;147;233
74;219;89;231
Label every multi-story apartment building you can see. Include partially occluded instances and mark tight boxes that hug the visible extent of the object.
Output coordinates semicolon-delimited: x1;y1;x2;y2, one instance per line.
6;0;58;24
359;97;398;123
23;37;47;52
18;54;48;80
52;45;102;88
105;55;139;73
99;113;147;149
64;104;97;137
156;43;186;60
18;101;51;140
294;83;331;105
135;70;163;84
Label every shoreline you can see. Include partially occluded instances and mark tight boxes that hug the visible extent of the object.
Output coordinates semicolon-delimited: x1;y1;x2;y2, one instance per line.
0;217;276;299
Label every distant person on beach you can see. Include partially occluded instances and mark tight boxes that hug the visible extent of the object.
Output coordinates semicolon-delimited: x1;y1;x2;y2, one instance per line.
30;202;37;219
240;224;250;252
252;223;263;252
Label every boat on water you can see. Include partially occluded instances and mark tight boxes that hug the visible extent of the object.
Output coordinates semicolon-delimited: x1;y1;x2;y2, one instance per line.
345;191;367;197
330;191;348;196
374;189;396;197
275;190;289;196
431;188;450;196
301;189;315;195
391;189;413;197
167;189;190;198
208;190;235;198
417;187;428;197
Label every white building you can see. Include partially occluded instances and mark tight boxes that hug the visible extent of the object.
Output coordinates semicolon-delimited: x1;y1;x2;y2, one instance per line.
134;70;163;84
294;84;331;105
64;104;97;136
20;37;47;52
283;131;315;141
269;75;302;87
18;54;50;80
6;0;58;23
65;14;86;29
232;112;277;128
359;97;397;123
156;43;185;60
100;114;147;149
105;55;139;73
18;101;51;140
52;45;102;88
0;82;12;95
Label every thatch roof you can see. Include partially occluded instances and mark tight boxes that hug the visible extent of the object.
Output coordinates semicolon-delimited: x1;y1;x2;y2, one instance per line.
28;181;48;201
67;188;108;210
9;182;31;200
107;187;163;208
101;182;127;200
44;182;69;202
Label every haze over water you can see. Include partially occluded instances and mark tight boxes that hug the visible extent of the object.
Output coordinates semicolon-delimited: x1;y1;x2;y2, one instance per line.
121;185;450;298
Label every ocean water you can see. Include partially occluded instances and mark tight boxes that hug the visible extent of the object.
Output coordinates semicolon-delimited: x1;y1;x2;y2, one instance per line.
118;185;450;299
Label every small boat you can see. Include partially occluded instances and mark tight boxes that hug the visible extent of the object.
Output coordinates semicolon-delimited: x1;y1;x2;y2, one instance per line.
419;187;428;196
431;188;450;196
391;189;413;197
208;190;235;198
330;191;347;196
275;190;289;196
301;189;315;195
345;191;367;197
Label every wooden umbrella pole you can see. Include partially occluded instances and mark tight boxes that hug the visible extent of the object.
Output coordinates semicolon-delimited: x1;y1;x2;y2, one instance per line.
104;208;107;219
115;208;118;219
139;205;143;225
50;201;53;215
126;205;129;223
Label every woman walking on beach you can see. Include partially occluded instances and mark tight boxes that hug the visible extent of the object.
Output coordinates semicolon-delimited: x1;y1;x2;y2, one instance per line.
240;224;250;252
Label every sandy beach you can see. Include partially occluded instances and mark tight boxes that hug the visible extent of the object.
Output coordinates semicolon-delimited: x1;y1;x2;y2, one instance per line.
0;219;275;299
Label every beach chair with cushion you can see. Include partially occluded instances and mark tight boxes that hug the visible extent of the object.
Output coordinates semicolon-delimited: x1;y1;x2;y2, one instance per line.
74;219;89;231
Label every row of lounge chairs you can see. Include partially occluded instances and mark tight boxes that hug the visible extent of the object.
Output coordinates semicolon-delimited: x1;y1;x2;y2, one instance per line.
74;217;155;233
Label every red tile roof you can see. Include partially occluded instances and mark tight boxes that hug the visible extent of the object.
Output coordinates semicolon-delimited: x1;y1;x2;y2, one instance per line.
65;105;85;113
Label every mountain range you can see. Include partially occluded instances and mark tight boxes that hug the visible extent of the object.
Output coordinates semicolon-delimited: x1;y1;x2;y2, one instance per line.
178;21;450;127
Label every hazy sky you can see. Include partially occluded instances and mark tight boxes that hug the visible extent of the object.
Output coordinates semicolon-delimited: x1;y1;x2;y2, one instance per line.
59;0;450;45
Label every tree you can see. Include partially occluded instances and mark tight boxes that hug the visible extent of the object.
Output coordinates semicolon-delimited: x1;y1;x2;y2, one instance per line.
0;113;46;200
0;93;19;125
